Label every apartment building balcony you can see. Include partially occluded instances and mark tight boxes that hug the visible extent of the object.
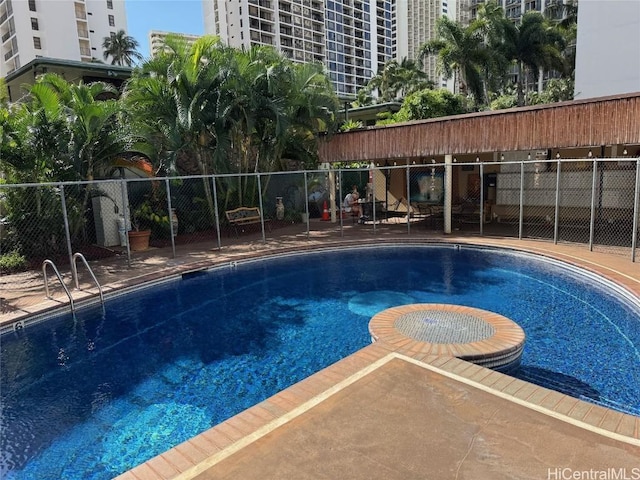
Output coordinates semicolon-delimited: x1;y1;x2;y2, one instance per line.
0;9;10;25
4;47;15;60
280;25;292;36
260;33;274;45
249;19;273;33
79;46;91;57
279;0;291;12
248;0;272;8
1;28;14;43
4;56;19;74
77;27;89;38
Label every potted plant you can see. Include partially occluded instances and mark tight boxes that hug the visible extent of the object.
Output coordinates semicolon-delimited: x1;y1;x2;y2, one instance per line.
128;201;168;251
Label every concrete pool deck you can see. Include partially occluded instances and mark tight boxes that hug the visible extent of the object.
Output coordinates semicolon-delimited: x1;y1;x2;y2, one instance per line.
1;224;639;479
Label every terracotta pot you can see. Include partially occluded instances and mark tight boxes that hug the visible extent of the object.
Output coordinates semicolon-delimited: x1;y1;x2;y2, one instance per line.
127;230;151;251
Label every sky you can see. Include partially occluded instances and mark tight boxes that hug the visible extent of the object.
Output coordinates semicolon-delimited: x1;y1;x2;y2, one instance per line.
125;0;205;58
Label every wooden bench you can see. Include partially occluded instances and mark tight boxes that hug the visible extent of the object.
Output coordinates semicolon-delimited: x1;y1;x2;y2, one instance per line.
225;207;271;236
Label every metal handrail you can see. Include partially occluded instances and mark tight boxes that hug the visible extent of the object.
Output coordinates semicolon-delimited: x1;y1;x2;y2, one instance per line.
72;252;104;304
42;260;75;312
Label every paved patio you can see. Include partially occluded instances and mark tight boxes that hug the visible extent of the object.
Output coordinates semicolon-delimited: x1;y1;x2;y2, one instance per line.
2;221;639;479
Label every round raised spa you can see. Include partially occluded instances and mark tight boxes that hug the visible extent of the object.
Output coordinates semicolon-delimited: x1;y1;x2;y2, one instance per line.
369;304;526;372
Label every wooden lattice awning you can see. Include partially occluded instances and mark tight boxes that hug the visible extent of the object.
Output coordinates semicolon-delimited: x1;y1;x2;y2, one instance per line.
319;92;640;163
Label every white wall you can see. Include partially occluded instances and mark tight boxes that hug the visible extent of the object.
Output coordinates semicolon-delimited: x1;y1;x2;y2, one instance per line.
31;1;80;60
574;0;640;99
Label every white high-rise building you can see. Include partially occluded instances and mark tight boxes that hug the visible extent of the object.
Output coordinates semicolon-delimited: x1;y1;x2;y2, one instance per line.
149;31;202;58
202;0;394;96
393;0;458;90
0;0;128;77
574;0;640;99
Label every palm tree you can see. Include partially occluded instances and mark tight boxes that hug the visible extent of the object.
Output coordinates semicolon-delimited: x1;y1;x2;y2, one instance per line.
499;12;566;106
364;58;433;104
545;0;578;78
418;16;490;107
0;77;8;105
102;30;143;66
474;1;512;98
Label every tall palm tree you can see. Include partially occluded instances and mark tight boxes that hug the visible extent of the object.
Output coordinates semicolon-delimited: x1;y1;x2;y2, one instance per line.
499;12;566;106
102;30;143;66
418;16;490;107
474;1;512;98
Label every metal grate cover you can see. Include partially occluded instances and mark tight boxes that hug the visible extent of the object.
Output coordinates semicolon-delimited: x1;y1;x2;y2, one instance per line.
395;310;496;344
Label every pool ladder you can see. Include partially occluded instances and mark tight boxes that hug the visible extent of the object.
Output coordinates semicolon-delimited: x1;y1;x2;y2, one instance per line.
42;253;104;312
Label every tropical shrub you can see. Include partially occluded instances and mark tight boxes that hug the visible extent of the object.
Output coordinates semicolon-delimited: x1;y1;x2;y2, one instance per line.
0;250;28;274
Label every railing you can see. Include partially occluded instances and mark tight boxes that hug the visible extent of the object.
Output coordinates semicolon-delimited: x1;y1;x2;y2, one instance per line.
42;260;75;312
72;252;104;304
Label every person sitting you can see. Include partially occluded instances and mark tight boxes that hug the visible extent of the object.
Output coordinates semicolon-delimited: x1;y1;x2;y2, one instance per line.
343;188;362;220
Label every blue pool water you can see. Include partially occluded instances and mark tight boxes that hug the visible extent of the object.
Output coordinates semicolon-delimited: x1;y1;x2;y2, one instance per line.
1;245;639;479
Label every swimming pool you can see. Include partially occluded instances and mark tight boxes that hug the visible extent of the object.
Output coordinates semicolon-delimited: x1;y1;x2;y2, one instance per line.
1;245;639;479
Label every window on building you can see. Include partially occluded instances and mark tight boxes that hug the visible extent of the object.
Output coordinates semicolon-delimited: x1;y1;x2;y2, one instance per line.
106;0;113;9
33;36;41;49
108;14;115;26
31;18;38;30
28;0;36;12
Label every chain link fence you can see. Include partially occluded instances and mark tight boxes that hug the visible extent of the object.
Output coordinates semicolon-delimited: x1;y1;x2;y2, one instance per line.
1;158;639;313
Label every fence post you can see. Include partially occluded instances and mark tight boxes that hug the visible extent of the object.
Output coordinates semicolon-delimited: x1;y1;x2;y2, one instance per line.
631;158;640;262
338;169;344;236
589;159;598;251
59;184;74;271
211;175;222;251
553;159;562;244
479;162;484;236
519;161;524;240
303;171;310;237
406;164;411;234
165;178;176;259
257;173;266;244
444;155;453;234
119;178;131;267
